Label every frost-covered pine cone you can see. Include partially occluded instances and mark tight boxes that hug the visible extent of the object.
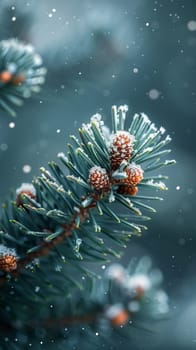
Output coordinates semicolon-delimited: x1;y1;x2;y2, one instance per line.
88;166;110;192
0;245;17;272
110;131;135;170
16;183;36;206
117;184;138;196
123;163;143;186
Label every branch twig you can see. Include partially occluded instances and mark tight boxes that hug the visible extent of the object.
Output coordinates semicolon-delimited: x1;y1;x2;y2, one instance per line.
0;194;101;283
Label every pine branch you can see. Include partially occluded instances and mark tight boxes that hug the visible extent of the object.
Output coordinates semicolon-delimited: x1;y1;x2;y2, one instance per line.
0;106;175;280
10;199;97;273
0;105;175;349
0;257;169;350
0;39;46;116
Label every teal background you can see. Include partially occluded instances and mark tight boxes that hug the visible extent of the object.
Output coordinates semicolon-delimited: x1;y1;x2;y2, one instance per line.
0;0;196;349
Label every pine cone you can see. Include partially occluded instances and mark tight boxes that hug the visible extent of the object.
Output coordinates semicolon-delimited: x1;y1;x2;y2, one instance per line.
124;163;143;186
0;254;17;272
126;274;151;300
117;185;138;196
105;304;129;326
110;131;134;170
88;166;110;192
0;71;12;83
16;183;36;206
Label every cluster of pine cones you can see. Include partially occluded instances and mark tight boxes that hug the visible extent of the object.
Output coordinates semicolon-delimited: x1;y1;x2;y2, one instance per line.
88;131;143;196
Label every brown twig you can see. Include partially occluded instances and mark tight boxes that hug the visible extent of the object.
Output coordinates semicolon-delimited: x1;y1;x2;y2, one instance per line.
0;312;98;335
32;313;97;329
0;193;102;283
17;204;94;270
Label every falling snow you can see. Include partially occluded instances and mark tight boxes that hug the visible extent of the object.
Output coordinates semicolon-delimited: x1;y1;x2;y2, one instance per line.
187;20;196;31
9;122;15;128
22;165;32;173
133;67;139;73
0;1;195;349
148;88;160;99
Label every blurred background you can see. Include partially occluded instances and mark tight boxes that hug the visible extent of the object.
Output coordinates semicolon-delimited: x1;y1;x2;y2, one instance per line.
0;0;196;349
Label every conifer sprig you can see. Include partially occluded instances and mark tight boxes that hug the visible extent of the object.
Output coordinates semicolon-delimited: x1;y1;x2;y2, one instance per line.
0;39;46;116
33;256;169;329
0;257;169;350
0;105;175;350
0;105;175;283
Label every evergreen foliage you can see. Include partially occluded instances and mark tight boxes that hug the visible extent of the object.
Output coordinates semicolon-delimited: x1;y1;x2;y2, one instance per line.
0;105;175;349
0;39;46;116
